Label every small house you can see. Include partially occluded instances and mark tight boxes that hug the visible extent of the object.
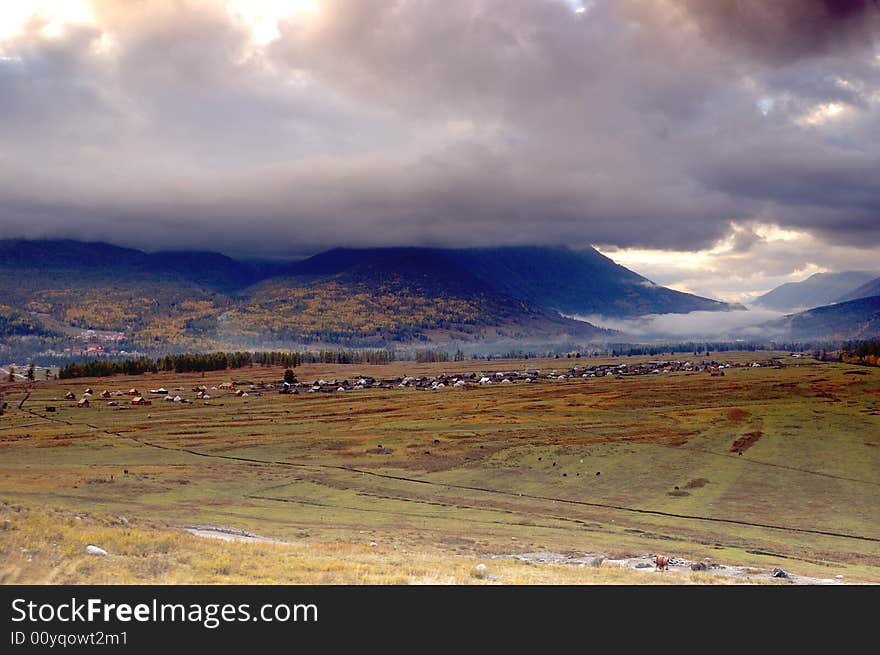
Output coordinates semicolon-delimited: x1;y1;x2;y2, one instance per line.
76;398;90;408
64;391;76;400
100;390;112;399
127;388;139;396
131;396;152;406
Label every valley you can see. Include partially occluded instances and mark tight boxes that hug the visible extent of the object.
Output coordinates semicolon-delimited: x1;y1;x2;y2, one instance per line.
1;352;878;584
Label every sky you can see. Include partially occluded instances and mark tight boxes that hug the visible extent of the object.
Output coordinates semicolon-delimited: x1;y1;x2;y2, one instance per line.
0;0;878;303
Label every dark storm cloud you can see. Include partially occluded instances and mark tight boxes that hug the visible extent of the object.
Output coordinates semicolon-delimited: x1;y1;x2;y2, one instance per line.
0;0;878;258
677;0;880;65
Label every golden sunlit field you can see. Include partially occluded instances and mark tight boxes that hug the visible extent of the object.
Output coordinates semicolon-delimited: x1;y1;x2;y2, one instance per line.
1;352;878;584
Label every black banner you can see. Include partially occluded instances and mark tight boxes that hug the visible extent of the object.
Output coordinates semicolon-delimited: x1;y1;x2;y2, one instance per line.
0;585;870;651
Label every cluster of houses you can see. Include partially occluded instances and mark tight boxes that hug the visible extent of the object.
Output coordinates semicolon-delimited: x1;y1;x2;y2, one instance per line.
60;357;782;407
63;381;272;407
64;386;151;408
294;358;782;393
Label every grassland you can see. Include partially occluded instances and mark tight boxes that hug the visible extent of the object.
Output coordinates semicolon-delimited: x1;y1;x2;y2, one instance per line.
1;352;878;584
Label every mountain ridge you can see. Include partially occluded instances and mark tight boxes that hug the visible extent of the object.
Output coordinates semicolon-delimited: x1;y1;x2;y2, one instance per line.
763;295;880;341
753;271;877;312
837;276;880;304
0;239;743;354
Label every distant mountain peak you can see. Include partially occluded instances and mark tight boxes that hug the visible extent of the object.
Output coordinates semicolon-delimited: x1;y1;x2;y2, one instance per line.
753;271;878;312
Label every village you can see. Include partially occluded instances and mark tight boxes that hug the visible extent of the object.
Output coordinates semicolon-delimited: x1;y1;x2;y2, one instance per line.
59;356;785;407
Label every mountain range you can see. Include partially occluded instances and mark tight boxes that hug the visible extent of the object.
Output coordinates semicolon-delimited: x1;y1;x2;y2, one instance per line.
3;239;878;356
837;277;880;304
763;295;880;341
752;271;878;312
748;270;880;341
0;239;742;355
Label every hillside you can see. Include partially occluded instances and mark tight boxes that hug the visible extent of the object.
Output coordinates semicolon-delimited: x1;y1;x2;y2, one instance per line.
837;276;880;304
0;240;623;353
0;239;746;355
763;295;880;340
284;246;739;318
228;249;608;346
459;246;738;317
753;271;877;312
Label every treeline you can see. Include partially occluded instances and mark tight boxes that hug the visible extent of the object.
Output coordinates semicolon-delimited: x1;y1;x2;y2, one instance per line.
841;340;880;366
293;350;398;365
291;349;451;364
55;348;466;379
58;352;262;379
0;307;58;338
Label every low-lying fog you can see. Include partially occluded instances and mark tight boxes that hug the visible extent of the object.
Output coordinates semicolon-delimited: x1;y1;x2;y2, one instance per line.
567;306;787;341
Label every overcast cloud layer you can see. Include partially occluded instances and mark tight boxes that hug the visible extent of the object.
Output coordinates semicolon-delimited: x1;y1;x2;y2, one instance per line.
0;0;878;300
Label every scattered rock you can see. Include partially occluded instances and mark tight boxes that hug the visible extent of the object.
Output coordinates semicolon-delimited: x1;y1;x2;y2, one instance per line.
85;545;108;557
119;516;129;526
772;567;789;578
635;563;652;569
691;562;708;571
473;563;489;579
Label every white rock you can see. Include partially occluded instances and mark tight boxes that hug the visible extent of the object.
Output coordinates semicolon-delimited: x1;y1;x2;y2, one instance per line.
369;541;378;547
476;563;487;571
85;545;108;557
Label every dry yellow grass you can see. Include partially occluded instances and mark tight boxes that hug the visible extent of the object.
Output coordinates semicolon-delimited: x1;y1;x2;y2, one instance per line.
0;502;755;585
